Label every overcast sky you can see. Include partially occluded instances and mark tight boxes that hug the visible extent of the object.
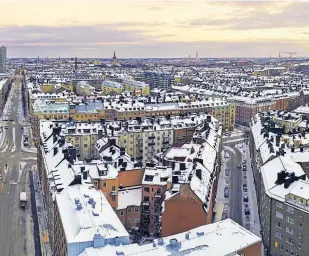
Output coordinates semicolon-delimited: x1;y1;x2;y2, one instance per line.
1;0;309;58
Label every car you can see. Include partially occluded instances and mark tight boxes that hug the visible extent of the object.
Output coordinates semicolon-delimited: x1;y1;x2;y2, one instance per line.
245;215;250;222
223;203;229;212
225;178;229;185
243;183;247;188
243;186;248;192
224;185;229;190
225;168;230;176
243;195;249;202
243;175;247;180
243;166;247;172
243;164;247;168
244;207;250;215
0;174;2;180
243;180;247;185
237;164;241;169
224;188;230;198
4;125;8;129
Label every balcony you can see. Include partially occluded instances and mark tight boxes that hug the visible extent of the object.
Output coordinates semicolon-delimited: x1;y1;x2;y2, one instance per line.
148;135;155;140
137;156;143;160
142;201;149;206
110;190;117;196
163;140;169;144
148;142;155;146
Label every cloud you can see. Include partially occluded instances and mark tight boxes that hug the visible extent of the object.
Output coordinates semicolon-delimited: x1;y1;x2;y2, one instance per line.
0;24;154;47
188;2;309;30
6;38;309;58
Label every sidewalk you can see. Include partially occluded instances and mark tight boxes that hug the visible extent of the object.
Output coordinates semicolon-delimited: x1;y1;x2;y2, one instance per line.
33;171;52;256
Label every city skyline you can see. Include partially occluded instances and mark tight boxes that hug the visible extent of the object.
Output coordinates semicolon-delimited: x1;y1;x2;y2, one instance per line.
1;0;309;58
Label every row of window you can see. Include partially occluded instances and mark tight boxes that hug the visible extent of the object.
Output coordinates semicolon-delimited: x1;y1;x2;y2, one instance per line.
276;211;295;224
120;207;139;215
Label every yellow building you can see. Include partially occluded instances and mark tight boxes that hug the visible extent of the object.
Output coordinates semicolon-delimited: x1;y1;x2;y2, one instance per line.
123;79;150;96
101;80;123;95
40;84;54;93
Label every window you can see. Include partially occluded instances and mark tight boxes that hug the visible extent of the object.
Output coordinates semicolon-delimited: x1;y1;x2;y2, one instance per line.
134;207;139;213
112;186;116;191
299;233;302;239
112;196;116;201
120;211;124;216
286;248;289;253
103;182;107;187
276;201;283;209
144;187;150;192
286;226;294;235
287;237;294;245
128;218;131;223
276;211;283;219
134;218;140;224
287;206;294;214
275;232;282;239
276;221;282;229
280;245;283;251
286;216;294;224
84;144;87;147
128;208;131;213
299;223;303;228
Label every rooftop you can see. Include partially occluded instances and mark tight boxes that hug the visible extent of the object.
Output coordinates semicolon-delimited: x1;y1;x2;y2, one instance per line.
79;218;261;256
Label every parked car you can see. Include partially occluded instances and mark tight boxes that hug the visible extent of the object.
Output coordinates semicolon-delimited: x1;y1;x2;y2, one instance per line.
243;166;247;172
244;207;250;215
225;168;230;176
224;188;230;198
224;185;229;190
243;186;248;192
243;195;249;202
237;164;241;169
243;175;247;180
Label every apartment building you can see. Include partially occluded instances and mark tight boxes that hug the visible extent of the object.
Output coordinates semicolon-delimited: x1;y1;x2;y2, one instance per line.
0;78;11;114
140;165;172;236
101;80;123;95
229;96;276;126
160;117;221;237
123;79;150;96
80;218;262;256
260;156;309;256
0;46;6;73
54;184;129;256
142;70;173;90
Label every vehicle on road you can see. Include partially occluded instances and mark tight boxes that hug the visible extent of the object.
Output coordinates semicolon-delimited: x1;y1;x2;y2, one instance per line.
243;166;247;171
244;207;250;215
243;195;249;202
20;192;27;209
237;164;241;168
225;168;230;176
243;186;248;192
4;125;8;129
224;185;229;190
224;188;230;198
0;174;2;180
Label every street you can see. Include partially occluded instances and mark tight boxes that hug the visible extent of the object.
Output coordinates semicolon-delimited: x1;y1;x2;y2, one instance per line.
0;76;37;256
214;133;263;254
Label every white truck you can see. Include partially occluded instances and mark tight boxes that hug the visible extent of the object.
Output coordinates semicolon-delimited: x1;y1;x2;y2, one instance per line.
20;192;27;209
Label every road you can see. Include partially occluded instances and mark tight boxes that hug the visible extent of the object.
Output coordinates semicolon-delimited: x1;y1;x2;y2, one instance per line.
224;144;243;225
0;76;37;256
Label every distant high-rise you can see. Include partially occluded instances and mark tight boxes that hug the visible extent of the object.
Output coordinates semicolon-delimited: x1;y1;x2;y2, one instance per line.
196;52;199;61
0;46;7;73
